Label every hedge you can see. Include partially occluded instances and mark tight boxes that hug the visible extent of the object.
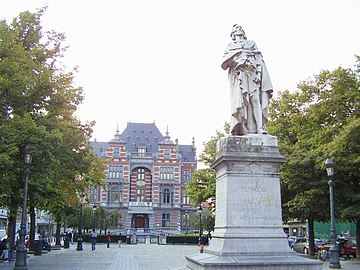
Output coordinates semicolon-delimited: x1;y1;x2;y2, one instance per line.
73;233;125;243
166;235;198;244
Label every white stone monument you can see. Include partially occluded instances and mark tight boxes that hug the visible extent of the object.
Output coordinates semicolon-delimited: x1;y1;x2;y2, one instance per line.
185;135;322;269
185;25;322;270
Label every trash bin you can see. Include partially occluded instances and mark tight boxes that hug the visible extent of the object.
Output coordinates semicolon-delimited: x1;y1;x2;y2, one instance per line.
64;235;69;248
126;235;131;244
34;240;42;256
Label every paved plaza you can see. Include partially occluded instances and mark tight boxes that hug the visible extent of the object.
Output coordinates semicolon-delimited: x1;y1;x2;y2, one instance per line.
0;243;359;270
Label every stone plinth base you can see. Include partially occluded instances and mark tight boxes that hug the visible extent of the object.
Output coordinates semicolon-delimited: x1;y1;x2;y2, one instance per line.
185;135;322;269
186;254;323;270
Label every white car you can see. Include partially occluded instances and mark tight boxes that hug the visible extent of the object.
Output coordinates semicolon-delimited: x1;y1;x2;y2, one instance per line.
0;229;7;241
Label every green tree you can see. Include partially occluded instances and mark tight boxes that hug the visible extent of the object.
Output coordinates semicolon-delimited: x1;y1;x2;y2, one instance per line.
187;209;215;234
0;7;105;250
186;123;229;208
267;56;360;256
96;207;121;234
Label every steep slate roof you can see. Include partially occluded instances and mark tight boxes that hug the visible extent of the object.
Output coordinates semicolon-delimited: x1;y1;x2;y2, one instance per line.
178;144;196;163
89;122;196;162
89;141;109;158
119;122;164;153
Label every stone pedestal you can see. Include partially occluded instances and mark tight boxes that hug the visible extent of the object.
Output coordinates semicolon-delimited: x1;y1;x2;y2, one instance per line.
185;135;322;270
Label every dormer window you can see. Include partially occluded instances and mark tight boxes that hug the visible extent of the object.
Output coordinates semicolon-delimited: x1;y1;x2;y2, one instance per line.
164;150;171;159
138;147;146;157
113;148;120;158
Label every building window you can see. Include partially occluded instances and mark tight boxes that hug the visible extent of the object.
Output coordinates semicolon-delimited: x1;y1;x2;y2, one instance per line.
90;187;98;203
182;193;190;205
108;186;122;203
108;165;123;178
162;213;170;227
182;170;191;182
164;150;170;159
113;148;120;158
138;147;146;157
137;168;145;180
136;189;145;202
161;188;173;204
159;167;174;180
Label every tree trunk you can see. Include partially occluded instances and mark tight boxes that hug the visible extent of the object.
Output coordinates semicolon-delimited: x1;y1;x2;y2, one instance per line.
7;206;18;255
356;219;360;259
55;222;61;246
28;205;36;251
308;219;316;256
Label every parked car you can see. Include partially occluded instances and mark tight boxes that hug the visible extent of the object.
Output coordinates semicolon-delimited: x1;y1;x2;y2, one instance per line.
287;237;295;247
317;237;357;260
0;230;7;241
291;238;324;254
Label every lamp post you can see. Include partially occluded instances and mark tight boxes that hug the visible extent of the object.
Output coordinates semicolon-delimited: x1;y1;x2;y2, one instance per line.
76;192;85;251
185;210;188;244
14;145;32;270
93;205;97;230
198;205;202;244
185;210;189;235
325;158;340;269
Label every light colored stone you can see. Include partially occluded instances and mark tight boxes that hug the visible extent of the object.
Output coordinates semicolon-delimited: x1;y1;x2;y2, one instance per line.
222;25;273;136
185;135;322;269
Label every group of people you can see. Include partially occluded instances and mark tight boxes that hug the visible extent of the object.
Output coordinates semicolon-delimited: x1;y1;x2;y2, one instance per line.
91;230;122;251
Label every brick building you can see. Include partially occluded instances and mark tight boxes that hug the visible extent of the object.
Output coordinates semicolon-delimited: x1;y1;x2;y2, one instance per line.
89;122;197;233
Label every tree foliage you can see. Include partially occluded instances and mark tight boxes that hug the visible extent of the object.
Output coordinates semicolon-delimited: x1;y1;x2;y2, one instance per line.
267;56;360;256
186;123;229;208
188;208;215;233
0;7;105;249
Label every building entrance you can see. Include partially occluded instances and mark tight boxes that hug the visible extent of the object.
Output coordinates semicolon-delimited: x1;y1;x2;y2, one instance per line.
132;214;149;229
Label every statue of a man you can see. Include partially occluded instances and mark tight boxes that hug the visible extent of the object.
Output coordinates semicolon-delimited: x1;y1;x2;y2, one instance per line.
221;24;273;136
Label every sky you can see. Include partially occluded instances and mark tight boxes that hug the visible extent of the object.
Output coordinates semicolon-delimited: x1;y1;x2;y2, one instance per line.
2;0;360;159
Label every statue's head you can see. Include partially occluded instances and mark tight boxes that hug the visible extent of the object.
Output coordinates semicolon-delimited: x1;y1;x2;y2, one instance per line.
230;24;247;40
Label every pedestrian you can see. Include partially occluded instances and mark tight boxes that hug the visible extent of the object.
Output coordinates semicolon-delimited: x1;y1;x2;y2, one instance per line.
206;232;212;245
91;229;97;251
0;238;9;261
68;231;73;245
107;231;111;248
118;233;122;248
199;235;208;253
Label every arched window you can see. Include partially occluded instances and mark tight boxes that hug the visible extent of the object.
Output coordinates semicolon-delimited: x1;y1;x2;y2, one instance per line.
137;168;145;180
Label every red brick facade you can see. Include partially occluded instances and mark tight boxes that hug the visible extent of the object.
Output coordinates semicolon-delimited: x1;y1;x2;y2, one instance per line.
89;123;197;233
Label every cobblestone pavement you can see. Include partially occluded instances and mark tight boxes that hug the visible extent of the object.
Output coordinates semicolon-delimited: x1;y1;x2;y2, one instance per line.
0;243;197;270
0;243;359;270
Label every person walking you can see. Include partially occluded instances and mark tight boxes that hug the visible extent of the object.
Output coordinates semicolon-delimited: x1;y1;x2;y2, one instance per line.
68;231;73;245
199;235;208;253
107;231;111;248
118;233;122;248
91;229;97;251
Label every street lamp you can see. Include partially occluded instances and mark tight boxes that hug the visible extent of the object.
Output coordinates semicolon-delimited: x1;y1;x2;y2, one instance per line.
198;205;202;243
185;210;188;244
76;192;85;251
325;157;340;269
185;211;189;234
14;144;32;270
93;205;97;230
